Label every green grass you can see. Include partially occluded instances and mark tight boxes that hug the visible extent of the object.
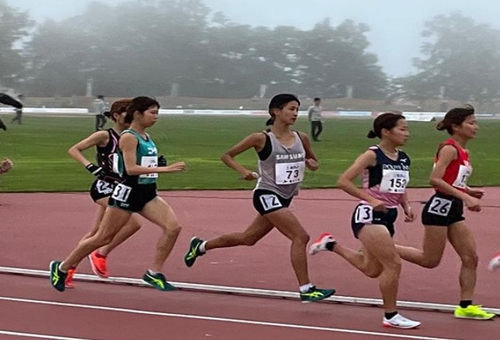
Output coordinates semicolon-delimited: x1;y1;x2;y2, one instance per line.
1;115;499;192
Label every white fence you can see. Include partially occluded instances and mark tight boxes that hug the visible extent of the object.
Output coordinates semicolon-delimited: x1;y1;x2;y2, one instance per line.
1;107;499;121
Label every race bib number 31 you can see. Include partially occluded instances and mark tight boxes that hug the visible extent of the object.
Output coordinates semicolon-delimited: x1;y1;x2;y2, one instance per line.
275;162;305;185
380;170;409;194
111;183;132;202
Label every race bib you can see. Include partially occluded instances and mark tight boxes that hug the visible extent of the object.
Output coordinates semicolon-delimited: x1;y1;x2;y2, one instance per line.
111;153;120;174
111;183;132;202
427;197;452;216
275;161;305;185
380;170;409;194
259;194;282;212
96;180;113;195
354;204;373;224
452;165;472;189
140;156;158;178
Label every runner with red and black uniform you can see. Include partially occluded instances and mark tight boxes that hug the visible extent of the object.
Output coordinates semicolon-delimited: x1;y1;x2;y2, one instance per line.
396;105;495;320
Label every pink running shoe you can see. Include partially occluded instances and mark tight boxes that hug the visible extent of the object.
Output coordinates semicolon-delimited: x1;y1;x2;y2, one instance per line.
309;233;336;255
88;251;109;278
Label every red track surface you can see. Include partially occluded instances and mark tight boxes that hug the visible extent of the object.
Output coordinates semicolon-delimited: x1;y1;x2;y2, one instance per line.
1;188;499;339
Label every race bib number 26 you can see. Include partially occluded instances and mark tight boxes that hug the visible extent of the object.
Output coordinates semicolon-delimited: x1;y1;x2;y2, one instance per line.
427;197;452;217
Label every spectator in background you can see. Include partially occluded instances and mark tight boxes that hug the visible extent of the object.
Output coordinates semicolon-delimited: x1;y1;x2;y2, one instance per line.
308;97;323;141
94;95;109;131
11;94;24;125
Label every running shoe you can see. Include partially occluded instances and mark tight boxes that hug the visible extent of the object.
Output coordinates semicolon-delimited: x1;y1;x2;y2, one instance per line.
383;313;421;329
454;305;496;320
143;271;177;291
300;286;335;303
88;251;109;278
49;261;67;292
309;232;336;255
184;237;205;267
488;253;500;271
65;268;76;289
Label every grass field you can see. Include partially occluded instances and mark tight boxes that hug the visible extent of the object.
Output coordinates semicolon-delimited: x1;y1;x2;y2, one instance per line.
0;114;499;192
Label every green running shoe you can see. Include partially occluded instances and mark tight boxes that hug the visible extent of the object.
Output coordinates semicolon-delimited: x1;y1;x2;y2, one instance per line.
184;237;205;267
50;260;67;292
143;272;177;291
300;286;335;303
454;305;496;320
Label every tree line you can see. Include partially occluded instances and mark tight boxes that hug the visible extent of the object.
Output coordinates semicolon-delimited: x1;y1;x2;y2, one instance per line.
2;0;500;105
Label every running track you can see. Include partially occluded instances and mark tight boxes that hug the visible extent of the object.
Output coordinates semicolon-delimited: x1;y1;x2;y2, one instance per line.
0;188;499;339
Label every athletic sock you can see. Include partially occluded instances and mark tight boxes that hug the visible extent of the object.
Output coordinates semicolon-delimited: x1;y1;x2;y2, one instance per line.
199;241;207;253
326;241;336;251
299;283;314;293
385;311;398;320
459;300;472;308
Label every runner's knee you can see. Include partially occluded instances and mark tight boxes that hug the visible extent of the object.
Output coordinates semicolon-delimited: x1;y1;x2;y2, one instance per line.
420;257;441;269
461;252;478;268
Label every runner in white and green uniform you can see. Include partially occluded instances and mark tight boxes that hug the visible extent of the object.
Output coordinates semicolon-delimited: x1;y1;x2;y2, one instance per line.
50;96;186;293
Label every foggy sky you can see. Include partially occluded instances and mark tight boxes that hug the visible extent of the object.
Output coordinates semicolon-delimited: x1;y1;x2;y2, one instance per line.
9;0;500;77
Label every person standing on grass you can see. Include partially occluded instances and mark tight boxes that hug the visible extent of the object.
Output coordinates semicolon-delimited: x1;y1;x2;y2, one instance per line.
94;95;109;131
11;94;24;125
308;97;323;141
395;105;495;320
309;112;421;329
63;98;145;288
50;96;186;292
184;93;335;303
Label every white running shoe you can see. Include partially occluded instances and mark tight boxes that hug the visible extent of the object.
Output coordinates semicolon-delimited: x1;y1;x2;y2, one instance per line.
488;253;500;271
309;233;336;255
383;314;421;329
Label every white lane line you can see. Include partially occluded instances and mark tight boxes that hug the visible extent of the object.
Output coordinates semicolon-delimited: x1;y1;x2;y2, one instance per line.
4;265;498;314
0;330;98;340
0;296;465;340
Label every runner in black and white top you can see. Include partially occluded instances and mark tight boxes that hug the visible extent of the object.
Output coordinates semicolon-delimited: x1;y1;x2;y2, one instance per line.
183;93;335;303
64;98;141;287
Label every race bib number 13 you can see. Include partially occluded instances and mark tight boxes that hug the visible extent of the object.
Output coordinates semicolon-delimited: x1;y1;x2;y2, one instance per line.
354;205;373;224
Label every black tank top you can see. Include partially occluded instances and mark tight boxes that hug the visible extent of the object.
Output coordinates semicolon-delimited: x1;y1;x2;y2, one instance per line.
96;128;121;181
